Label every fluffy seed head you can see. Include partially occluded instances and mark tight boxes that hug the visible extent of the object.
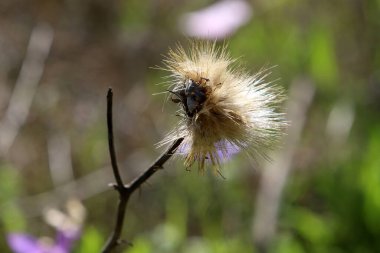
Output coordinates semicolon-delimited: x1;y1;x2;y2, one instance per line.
159;41;287;172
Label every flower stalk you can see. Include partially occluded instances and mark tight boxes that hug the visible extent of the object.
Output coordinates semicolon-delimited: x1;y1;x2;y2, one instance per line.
101;88;183;253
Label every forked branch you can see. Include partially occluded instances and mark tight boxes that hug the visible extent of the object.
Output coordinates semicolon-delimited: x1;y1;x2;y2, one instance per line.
101;88;183;253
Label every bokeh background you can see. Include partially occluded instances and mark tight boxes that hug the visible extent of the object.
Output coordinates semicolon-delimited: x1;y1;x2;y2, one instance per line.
1;0;380;252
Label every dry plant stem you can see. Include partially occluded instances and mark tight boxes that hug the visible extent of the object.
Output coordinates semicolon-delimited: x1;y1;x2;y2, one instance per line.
252;80;315;253
102;88;184;253
0;23;53;156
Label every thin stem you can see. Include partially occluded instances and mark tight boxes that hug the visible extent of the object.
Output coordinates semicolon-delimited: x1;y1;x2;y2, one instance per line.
101;88;184;253
128;137;184;192
107;89;124;188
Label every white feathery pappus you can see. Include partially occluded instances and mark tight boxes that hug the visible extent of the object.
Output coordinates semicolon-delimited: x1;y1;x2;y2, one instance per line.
158;41;287;173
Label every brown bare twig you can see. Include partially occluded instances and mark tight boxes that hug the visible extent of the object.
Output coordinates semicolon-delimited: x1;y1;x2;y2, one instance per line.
101;88;183;253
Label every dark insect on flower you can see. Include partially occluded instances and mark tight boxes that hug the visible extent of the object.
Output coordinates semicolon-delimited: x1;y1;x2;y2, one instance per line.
169;78;209;117
159;41;287;172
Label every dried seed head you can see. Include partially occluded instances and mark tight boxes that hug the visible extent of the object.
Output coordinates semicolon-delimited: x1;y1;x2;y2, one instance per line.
159;41;287;172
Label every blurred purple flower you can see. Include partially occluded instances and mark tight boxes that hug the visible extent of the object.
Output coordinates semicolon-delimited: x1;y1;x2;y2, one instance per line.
180;0;253;40
7;229;80;253
7;198;85;253
7;234;46;253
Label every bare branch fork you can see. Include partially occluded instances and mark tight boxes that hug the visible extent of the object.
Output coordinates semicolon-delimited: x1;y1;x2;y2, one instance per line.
101;88;184;253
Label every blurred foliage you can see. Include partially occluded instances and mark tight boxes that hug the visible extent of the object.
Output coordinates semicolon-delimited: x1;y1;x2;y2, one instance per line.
0;0;380;252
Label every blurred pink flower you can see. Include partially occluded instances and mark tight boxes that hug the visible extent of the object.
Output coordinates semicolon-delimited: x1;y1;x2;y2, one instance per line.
180;0;253;39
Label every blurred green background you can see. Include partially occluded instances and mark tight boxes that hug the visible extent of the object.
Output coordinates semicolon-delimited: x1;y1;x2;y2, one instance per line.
0;0;379;252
